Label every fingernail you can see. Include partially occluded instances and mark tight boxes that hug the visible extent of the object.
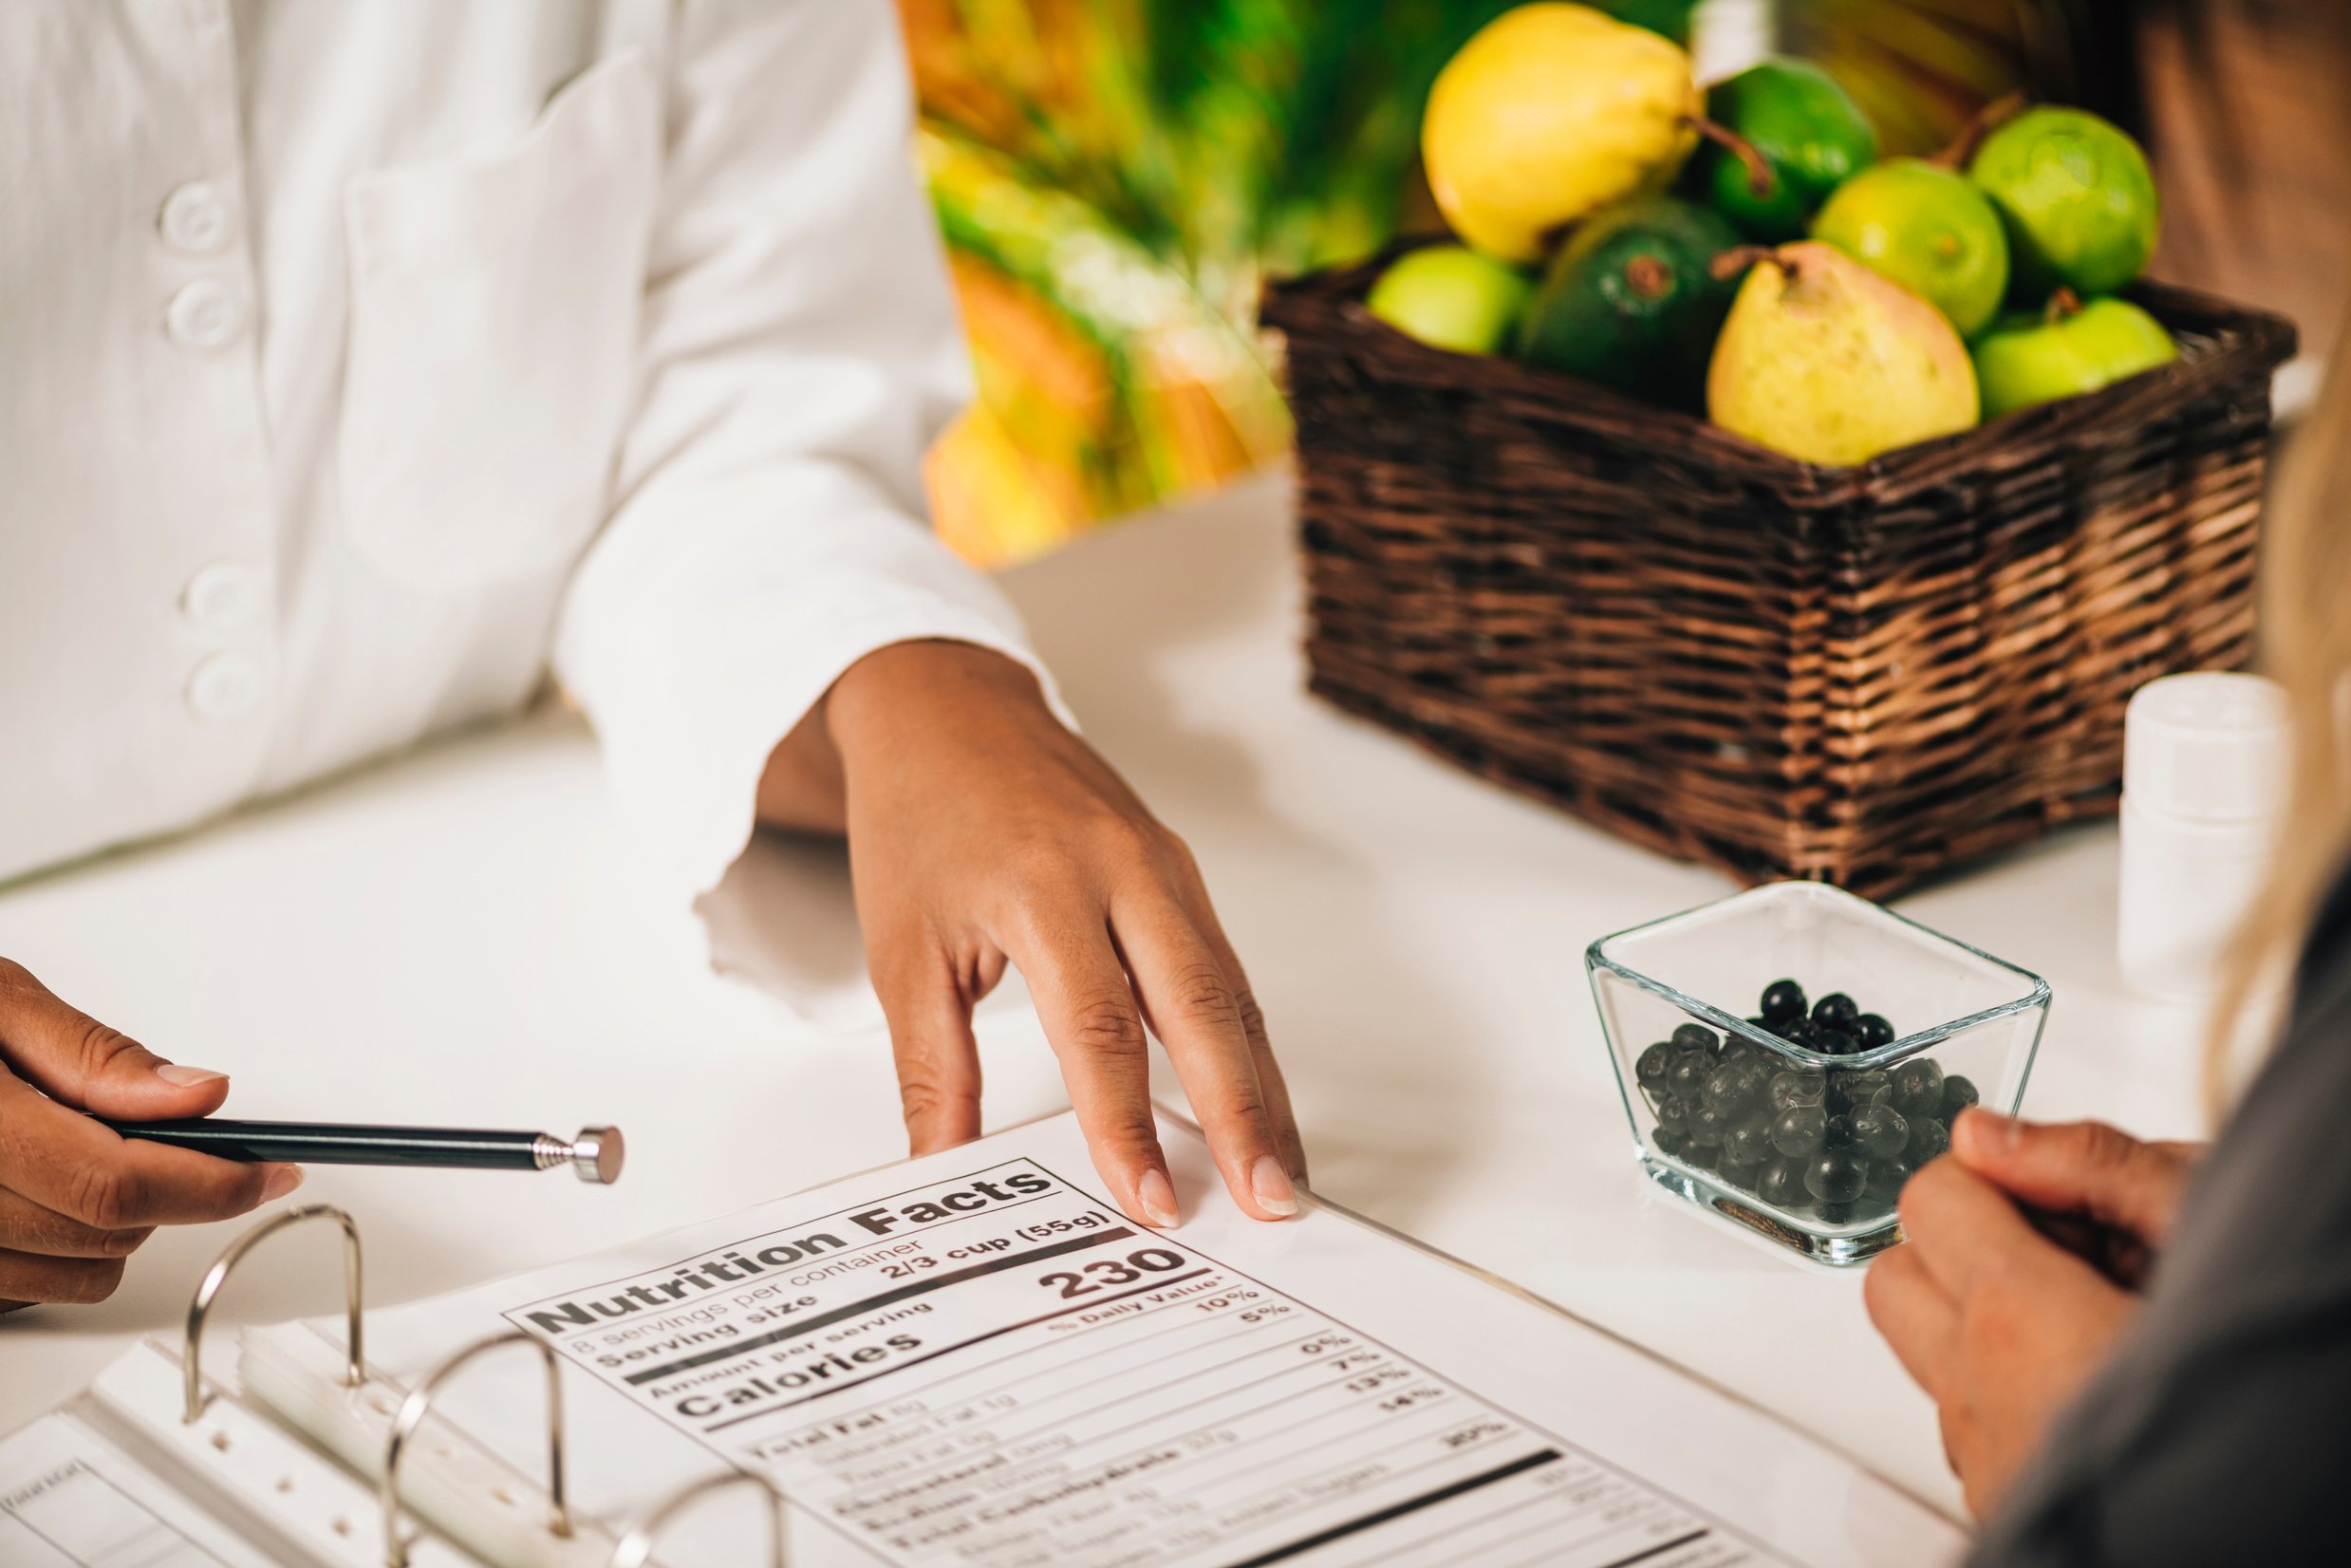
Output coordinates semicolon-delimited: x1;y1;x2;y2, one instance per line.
1251;1155;1299;1219
262;1165;307;1202
155;1064;228;1087
1137;1167;1180;1229
1962;1108;2018;1151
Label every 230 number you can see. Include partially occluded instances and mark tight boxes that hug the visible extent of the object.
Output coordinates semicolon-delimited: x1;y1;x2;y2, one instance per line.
1038;1248;1188;1298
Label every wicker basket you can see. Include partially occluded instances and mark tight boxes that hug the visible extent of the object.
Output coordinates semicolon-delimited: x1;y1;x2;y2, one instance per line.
1263;247;2297;898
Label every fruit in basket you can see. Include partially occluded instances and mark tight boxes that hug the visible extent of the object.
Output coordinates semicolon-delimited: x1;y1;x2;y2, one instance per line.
1968;106;2159;300
1363;246;1534;355
1421;4;1700;263
1690;58;1876;241
1707;243;1978;466
1809;159;2008;338
1516;197;1741;411
1971;292;2178;420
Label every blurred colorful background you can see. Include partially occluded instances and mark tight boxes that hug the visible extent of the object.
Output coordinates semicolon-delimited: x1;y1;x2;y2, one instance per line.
902;0;2350;566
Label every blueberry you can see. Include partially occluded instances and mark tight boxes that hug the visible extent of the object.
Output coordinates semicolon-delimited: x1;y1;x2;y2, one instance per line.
1671;1022;1720;1055
1850;1102;1910;1161
1724;1112;1776;1167
1767;1070;1825;1112
1705;1061;1773;1119
1812;992;1859;1030
1760;979;1807;1024
1682;1138;1720;1171
1853;1013;1896;1050
1688;1103;1731;1147
1909;1116;1951;1164
1824;1112;1856;1150
1655;1096;1689;1132
1636;1041;1674;1086
1942;1075;1981;1117
1844;1068;1893;1103
1683;1048;1721;1100
1814;1028;1857;1056
1778;1017;1820;1048
1891;1057;1946;1120
1805;1149;1867;1204
1652;1129;1688;1158
1768;1104;1826;1159
1815;1201;1859;1225
1667;1050;1712;1098
1719;1156;1763;1192
1864;1152;1917;1204
1757;1157;1810;1210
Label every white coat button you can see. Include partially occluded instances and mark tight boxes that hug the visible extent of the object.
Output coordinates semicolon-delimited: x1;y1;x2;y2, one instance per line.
159;182;234;254
181;563;261;634
166;279;244;350
187;652;262;721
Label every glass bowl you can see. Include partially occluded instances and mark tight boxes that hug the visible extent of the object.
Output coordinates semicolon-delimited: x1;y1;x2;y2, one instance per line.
1586;881;2050;1265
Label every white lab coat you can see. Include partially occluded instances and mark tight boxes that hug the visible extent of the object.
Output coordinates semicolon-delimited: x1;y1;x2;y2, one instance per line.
0;0;1054;905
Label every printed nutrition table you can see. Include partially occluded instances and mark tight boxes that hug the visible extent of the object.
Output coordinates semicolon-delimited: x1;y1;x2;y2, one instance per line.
502;1154;1774;1568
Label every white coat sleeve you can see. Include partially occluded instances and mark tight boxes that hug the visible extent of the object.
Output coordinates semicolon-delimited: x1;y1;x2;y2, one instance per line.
553;0;1067;905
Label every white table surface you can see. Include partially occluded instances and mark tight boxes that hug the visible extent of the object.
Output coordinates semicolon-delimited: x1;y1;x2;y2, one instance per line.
0;468;2211;1522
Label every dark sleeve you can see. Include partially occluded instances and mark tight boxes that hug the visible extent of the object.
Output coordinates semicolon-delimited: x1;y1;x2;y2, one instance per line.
1971;874;2351;1568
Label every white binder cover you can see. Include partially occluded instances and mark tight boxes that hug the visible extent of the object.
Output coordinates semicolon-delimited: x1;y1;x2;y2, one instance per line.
249;1110;1966;1567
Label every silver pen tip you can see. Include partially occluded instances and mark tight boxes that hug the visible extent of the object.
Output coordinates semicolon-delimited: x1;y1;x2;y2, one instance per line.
569;1127;625;1185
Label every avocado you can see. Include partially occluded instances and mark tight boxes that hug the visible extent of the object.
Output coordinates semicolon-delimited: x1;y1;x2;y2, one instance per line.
1517;197;1743;412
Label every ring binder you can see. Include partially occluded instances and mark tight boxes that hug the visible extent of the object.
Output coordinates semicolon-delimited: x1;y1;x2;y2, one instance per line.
381;1330;572;1568
184;1204;364;1423
609;1471;786;1568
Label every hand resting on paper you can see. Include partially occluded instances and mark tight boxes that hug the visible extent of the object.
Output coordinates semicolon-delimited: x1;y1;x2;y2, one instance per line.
756;640;1306;1233
1865;1109;2201;1517
0;960;301;1310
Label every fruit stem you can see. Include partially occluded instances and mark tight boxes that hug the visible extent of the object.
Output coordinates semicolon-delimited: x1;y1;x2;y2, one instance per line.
1684;114;1775;198
1626;254;1672;299
2045;286;2083;325
1708;244;1778;282
1930;89;2028;170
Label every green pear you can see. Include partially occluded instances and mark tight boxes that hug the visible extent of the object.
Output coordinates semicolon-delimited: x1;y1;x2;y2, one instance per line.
1707;241;1979;466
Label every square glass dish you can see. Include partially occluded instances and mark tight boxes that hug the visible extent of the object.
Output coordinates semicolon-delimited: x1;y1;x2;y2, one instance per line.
1587;881;2050;1265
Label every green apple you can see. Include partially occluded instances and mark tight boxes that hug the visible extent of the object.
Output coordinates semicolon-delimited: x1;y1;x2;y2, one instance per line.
1972;295;2177;420
1364;245;1533;356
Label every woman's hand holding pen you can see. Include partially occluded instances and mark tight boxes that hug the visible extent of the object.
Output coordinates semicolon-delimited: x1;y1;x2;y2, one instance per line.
0;960;300;1310
758;640;1306;1235
1865;1110;2201;1517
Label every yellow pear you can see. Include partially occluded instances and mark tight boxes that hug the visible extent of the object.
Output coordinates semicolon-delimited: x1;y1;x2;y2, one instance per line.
1422;4;1699;264
1707;242;1979;467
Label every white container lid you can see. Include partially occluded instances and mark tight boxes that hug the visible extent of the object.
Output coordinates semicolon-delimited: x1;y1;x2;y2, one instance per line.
2122;672;2290;824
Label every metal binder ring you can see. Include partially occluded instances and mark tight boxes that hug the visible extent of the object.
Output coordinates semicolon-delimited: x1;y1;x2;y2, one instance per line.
609;1470;787;1568
382;1330;570;1568
184;1204;364;1423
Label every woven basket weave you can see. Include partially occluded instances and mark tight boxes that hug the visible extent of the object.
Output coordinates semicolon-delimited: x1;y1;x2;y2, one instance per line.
1263;247;2297;897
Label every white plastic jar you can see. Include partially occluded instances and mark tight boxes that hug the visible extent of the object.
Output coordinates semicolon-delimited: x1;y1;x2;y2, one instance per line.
2117;672;2290;1000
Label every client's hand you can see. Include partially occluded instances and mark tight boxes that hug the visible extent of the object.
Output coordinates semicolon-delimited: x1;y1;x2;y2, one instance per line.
1865;1110;2192;1518
1947;1111;2200;1288
0;960;299;1311
759;641;1304;1233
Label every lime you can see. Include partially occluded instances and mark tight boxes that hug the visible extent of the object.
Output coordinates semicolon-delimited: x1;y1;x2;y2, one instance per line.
1972;296;2177;420
1695;59;1877;241
1968;106;2158;300
1364;246;1533;355
1810;159;2009;337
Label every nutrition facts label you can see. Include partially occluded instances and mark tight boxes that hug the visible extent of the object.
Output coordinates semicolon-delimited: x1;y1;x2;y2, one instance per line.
506;1156;1769;1568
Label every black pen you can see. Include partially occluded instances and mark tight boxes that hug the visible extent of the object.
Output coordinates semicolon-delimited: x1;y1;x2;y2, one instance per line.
96;1117;625;1184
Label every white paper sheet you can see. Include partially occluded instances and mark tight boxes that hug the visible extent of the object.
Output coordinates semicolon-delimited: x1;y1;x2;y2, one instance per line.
0;1412;278;1568
267;1112;1964;1567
